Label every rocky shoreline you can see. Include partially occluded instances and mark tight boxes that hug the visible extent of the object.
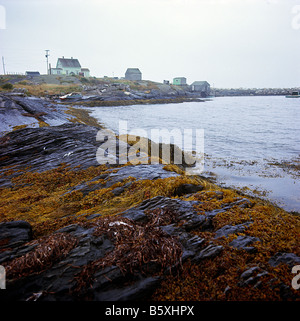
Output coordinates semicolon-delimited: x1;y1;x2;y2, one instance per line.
0;93;299;301
1;75;207;106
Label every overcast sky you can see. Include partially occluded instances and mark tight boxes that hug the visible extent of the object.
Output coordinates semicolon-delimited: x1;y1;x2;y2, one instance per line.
0;0;299;88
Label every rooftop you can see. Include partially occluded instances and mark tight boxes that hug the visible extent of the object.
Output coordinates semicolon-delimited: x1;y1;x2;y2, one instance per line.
57;58;81;68
126;68;141;74
191;81;209;85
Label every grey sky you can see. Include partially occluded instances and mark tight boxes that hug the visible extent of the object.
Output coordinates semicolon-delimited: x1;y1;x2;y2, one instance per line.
0;0;299;88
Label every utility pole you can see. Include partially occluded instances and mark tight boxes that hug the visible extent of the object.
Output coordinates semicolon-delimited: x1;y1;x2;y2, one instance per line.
2;56;5;75
45;50;50;75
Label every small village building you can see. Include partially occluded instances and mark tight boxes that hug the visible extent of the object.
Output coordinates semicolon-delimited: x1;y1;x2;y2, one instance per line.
50;57;90;77
173;77;187;86
191;81;210;97
25;71;40;76
80;68;90;78
125;68;142;81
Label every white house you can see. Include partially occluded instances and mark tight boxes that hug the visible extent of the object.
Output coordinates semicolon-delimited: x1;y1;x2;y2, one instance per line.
50;57;90;77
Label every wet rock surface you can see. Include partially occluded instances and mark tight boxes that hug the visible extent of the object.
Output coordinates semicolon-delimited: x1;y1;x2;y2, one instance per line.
0;94;71;134
0;221;32;252
229;235;261;253
268;252;300;268
214;222;252;239
238;266;269;288
106;164;180;187
0;123;100;176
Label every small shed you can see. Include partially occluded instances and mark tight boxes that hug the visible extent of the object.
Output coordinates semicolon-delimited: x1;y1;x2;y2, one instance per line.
191;81;210;97
25;71;40;76
125;68;142;81
80;68;90;78
173;77;187;86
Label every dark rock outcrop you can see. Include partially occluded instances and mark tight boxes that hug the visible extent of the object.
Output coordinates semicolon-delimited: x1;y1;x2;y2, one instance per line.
0;221;32;251
106;164;179;187
229;235;261;253
238;266;269;288
0;94;71;135
214;222;252;239
0;123;100;177
173;183;204;196
269;252;300;268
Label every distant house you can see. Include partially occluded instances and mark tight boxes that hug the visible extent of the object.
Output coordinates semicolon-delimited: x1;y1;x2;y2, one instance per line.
125;68;142;81
25;71;40;76
50;57;90;77
173;77;187;86
191;81;210;97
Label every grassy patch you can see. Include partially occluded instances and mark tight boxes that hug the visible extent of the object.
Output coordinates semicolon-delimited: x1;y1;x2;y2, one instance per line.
12;83;82;97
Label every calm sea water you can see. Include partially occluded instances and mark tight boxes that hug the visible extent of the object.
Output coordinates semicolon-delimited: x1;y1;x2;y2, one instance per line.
87;96;300;212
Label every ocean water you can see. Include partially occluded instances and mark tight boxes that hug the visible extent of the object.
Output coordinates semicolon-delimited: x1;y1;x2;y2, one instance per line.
87;96;300;212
